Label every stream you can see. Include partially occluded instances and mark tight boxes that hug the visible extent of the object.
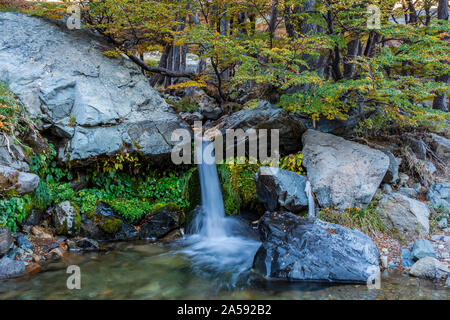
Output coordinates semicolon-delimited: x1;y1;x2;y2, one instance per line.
0;242;448;300
0;140;448;300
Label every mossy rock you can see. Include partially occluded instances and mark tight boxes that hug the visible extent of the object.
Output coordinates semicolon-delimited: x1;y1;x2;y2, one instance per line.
93;214;122;234
182;167;201;213
91;201;123;234
54;201;81;236
217;163;264;216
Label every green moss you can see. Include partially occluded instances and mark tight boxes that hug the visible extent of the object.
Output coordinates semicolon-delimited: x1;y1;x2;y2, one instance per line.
319;200;388;236
182;167;201;212
217;162;263;215
167;97;198;114
94;214;122;234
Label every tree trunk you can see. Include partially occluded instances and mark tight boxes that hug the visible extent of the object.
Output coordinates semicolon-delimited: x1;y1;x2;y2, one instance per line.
150;45;171;86
437;0;449;20
433;0;449;111
343;36;360;79
268;0;279;48
406;0;417;24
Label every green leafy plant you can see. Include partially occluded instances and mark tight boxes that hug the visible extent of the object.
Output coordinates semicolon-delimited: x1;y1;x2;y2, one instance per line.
280;152;304;174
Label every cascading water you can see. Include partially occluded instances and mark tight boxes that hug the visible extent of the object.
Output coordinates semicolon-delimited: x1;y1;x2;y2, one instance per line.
178;137;261;287
304;181;315;218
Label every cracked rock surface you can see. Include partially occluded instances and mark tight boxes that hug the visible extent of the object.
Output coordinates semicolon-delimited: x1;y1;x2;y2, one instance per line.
0;12;187;163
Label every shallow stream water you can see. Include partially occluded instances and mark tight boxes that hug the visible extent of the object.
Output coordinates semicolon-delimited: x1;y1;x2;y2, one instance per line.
0;241;448;300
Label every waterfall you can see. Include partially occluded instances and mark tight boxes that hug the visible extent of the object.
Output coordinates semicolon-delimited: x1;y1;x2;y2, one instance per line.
305;180;315;218
188;138;227;238
179;138;261;287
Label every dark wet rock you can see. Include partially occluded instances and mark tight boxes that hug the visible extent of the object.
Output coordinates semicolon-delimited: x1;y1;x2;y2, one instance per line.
412;239;436;261
375;193;430;239
381;150;399;184
81;202;138;241
254;167;308;213
114;221;139;241
217;100;307;155
67;238;100;251
409;256;449;282
302;129;389;210
252;212;380;283
294;111;360;137
427;182;450;209
0;256;26;280
22;209;44;226
199;106;222;120
0;227;12;257
138;204;181;240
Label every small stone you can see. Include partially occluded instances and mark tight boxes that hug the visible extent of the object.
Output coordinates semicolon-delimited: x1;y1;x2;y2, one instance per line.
398;187;418;198
438;218;448;229
412;183;422;193
399;173;409;186
31;226;54;239
388;261;398;269
48;247;65;261
412;239;436;261
26;262;41;276
401;248;415;268
431;235;444;242
423;161;436;175
16;235;33;251
382;184;393;194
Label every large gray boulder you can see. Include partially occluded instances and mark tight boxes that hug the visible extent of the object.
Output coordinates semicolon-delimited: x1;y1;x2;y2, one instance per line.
0;165;39;195
375;193;430;239
427;182;450;209
252;212;380;283
409;256;449;282
0;12;186;164
216;100;307;155
254;167;308;213
0;256;26;280
411;239;436;261
301;130;389;210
